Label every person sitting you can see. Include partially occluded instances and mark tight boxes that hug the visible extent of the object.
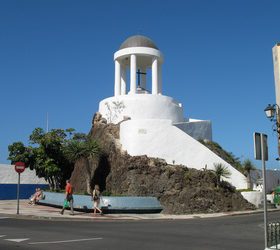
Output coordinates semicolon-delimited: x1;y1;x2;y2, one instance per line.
29;188;44;205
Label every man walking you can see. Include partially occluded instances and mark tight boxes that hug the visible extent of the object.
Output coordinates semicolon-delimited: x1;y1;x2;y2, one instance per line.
60;180;74;215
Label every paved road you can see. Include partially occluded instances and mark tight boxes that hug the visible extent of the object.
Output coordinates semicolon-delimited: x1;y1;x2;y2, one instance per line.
0;211;277;250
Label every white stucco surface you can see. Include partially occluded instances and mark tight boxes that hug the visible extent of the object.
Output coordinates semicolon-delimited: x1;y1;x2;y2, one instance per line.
99;95;184;124
241;191;262;207
0;164;48;184
174;120;212;141
98;35;247;190
251;169;280;193
120;119;247;189
114;47;163;63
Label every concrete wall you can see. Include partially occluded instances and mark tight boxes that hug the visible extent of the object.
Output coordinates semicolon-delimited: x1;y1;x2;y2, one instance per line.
40;192;163;213
0;164;48;184
251;169;280;193
0;164;49;200
241;191;262;207
174;119;212;141
120;119;247;189
0;184;49;200
99;95;184;124
99;95;212;142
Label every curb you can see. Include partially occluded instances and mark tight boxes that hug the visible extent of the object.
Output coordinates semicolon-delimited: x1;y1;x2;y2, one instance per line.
1;200;280;221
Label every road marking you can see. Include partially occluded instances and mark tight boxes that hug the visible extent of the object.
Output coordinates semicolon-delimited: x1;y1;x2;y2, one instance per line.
29;237;103;245
0;217;10;219
0;235;6;237
5;238;30;243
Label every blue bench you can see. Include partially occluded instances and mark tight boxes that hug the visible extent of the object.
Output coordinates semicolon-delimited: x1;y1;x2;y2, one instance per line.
38;191;163;214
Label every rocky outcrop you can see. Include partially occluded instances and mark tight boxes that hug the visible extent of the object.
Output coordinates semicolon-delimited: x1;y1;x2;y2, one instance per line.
70;113;255;214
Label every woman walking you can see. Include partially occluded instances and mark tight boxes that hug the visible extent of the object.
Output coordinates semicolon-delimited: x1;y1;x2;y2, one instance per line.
92;184;102;215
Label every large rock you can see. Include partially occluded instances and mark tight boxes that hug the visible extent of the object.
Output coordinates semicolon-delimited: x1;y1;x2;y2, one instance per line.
70;113;255;214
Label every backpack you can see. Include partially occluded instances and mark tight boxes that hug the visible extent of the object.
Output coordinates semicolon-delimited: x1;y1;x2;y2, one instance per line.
93;190;100;201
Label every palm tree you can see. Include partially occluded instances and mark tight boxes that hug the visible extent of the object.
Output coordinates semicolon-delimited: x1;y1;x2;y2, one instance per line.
242;159;255;189
212;163;231;187
63;139;100;193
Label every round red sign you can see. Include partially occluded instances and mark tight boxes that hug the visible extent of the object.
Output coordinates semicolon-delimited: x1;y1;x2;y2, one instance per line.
14;162;26;174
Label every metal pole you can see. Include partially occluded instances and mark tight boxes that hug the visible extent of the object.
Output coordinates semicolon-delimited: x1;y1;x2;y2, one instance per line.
16;173;20;215
261;133;268;249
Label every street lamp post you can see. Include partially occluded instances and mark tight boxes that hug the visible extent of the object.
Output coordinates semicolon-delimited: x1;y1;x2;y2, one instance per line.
264;104;280;249
264;104;280;156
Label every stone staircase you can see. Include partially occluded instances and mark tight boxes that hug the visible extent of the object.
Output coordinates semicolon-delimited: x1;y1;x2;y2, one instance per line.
258;200;277;209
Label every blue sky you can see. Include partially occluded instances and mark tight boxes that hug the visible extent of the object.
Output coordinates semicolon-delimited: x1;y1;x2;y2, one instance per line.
0;0;280;169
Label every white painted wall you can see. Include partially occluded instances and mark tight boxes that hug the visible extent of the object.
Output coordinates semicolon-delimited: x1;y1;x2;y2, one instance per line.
174;120;212;141
241;191;262;207
251;169;280;193
120;119;247;189
99;95;184;124
99;95;212;142
0;164;48;184
114;47;163;62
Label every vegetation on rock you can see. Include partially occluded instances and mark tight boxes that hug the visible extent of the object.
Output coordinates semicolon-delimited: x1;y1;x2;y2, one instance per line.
212;163;231;187
70;113;255;214
242;159;256;189
199;140;243;172
64;138;100;193
8;127;99;190
199;140;257;181
8;112;256;214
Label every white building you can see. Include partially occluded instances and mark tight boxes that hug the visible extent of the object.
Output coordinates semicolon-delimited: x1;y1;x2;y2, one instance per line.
99;35;247;189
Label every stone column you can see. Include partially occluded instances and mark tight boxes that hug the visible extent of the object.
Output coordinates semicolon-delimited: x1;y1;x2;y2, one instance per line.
121;65;126;95
130;54;137;94
152;57;158;94
114;60;121;96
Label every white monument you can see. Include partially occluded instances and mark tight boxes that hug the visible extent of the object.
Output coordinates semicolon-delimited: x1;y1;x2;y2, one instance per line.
99;35;247;189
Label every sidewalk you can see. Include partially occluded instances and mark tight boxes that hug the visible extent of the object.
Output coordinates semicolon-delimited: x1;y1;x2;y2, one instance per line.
0;200;277;221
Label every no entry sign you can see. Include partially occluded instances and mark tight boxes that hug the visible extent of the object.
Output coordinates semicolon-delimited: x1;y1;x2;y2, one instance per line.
14;162;25;215
14;162;25;174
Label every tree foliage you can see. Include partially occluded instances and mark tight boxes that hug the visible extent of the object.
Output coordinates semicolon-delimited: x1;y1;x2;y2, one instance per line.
8;142;36;170
63;139;99;162
212;163;231;187
242;159;256;189
63;138;100;193
8;127;99;190
242;159;255;176
199;140;243;172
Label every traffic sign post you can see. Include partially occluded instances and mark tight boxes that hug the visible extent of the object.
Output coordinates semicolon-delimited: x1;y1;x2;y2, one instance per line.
254;133;268;249
14;162;25;215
